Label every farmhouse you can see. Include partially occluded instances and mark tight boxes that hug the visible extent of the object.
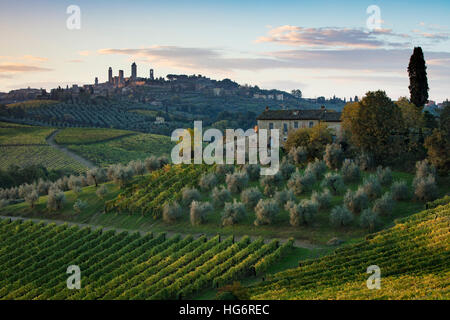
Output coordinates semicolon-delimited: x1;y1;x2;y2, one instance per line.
256;107;342;144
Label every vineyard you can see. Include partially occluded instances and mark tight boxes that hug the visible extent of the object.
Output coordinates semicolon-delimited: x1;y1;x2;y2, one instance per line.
0;218;293;300
0;126;54;145
106;164;210;218
0;146;87;172
248;201;450;299
59;129;174;166
54;128;133;145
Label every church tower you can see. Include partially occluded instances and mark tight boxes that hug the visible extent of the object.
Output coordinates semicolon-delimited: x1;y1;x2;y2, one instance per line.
131;62;137;80
108;67;113;84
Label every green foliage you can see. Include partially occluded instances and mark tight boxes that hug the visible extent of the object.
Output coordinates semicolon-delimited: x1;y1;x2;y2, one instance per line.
287;170;316;196
163;201;182;223
329;205;354;227
285;124;333;160
359;208;380;231
362;175;382;200
414;175;438;202
274;189;296;208
254;199;279;226
341;159;361;183
243;164;260;181
96;184;108;199
288;146;307;165
241;187;263;210
226;172;249;194
408;47;429;108
311;189;332;211
305;159;327;179
373;192;395;216
289;199;318;226
321;172;345;195
323;143;344;170
376;166;393;186
211;186;232;208
390;180;410;201
190;201;213;226
198;173;218;191
182;188;201;207
47;188;66;211
279;159;296;180
73;199;88;213
341;91;404;164
344;187;369;214
222;200;246;226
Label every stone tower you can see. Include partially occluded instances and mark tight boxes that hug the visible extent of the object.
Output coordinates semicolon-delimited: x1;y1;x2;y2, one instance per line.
150;69;154;80
131;62;137;80
108;67;113;84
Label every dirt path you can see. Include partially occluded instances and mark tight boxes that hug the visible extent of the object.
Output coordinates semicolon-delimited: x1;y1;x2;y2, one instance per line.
46;130;95;169
0;214;320;250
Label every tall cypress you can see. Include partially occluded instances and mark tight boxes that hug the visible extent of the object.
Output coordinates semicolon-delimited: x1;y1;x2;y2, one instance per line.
408;47;429;109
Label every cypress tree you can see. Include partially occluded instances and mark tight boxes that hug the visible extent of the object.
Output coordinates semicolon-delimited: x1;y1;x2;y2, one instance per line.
408;47;429;109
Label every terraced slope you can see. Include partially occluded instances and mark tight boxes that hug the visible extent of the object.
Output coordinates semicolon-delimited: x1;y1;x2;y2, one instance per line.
0;218;292;300
249;202;450;300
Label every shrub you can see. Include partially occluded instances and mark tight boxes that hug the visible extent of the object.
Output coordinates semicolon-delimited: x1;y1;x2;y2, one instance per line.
357;153;375;171
96;184;108;199
226;172;249;194
87;168;107;187
211;186;232;208
158;156;169;167
415;159;436;180
199;173;218;191
279;159;296;180
289;199;318;226
68;175;82;194
215;164;234;179
0;199;8;209
24;189;39;208
288;146;308;165
284;200;296;212
182;188;201;206
129;160;146;176
163;201;182;223
390;180;410;201
254;199;279;226
145;156;161;172
260;171;283;189
321;173;345;195
414;175;438;202
324;143;344;170
47;189;66;211
311;189;332;211
343;187;369;214
288;170;316;195
243;164;260;181
373;192;395;216
330;205;354;227
263;184;276;197
222;200;246;226
241;187;263;210
37;179;51;196
110;164;134;188
73;199;88;214
274;189;296;207
190;201;212;225
376;166;393;186
18;183;34;199
359;208;380;231
341;159;361;183
305;159;327;179
362;175;382;199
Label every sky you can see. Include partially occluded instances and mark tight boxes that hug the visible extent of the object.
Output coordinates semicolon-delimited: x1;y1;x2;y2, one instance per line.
0;0;449;101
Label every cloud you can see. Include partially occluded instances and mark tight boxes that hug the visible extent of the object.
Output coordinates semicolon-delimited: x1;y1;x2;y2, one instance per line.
0;64;52;73
78;51;90;56
67;59;84;63
255;25;408;49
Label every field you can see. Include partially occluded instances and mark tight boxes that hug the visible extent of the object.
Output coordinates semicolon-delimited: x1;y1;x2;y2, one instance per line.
6;100;59;109
0;146;87;172
0;218;293;300
0;126;55;145
54;128;133;145
248;201;450;299
55;128;174;166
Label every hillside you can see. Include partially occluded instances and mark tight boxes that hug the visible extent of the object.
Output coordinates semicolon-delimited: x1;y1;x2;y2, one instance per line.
248;201;450;300
0;218;293;300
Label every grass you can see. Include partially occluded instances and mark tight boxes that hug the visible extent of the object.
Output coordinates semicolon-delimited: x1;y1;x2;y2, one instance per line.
54;128;133;145
2;167;447;246
0;127;55;145
0;146;86;172
247;201;450;299
64;133;174;166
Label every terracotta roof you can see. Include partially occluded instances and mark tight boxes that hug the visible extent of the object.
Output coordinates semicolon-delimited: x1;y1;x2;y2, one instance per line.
256;109;341;122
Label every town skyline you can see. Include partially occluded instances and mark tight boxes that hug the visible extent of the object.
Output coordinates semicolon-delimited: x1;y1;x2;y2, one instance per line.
0;0;449;101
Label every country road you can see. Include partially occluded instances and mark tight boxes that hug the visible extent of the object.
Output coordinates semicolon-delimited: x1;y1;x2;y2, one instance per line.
46;130;96;169
0;214;321;250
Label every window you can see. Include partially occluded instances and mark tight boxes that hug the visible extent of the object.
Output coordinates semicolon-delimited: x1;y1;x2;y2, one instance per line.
294;121;299;129
269;123;274;130
309;121;314;128
283;123;288;134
